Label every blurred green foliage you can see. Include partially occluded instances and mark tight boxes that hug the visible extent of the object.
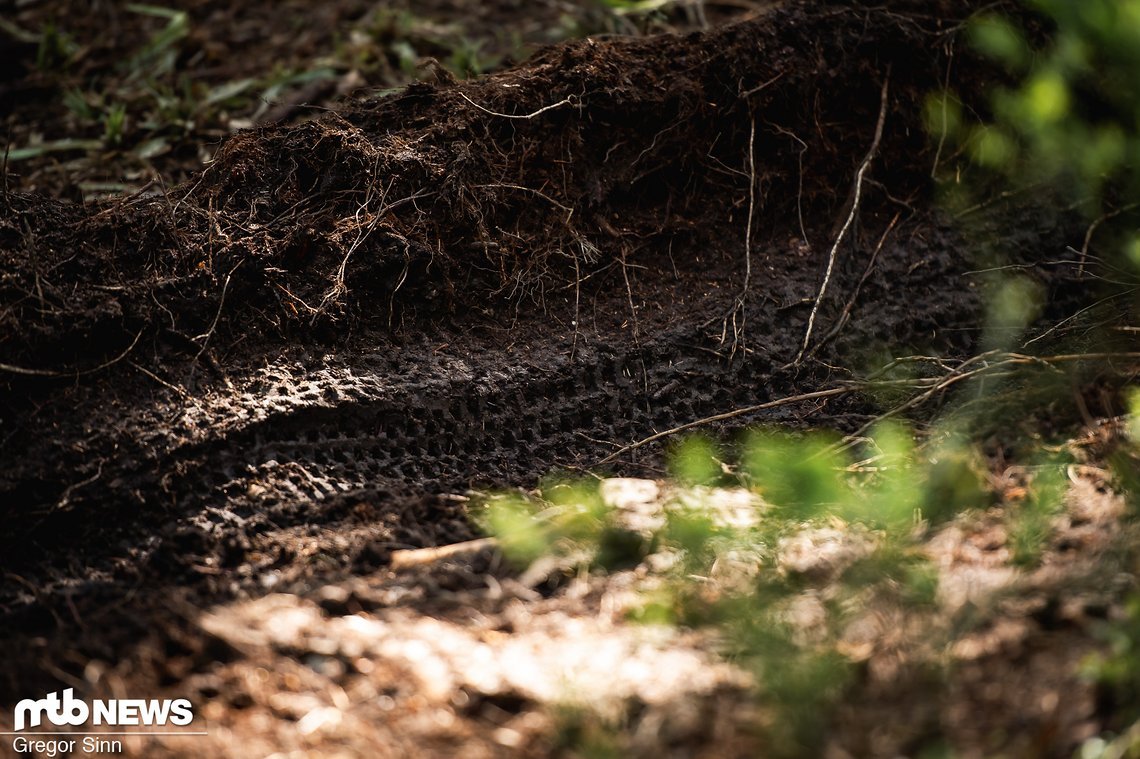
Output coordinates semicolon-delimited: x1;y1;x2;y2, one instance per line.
35;21;77;71
479;1;1140;754
1007;454;1069;566
481;422;1006;755
670;435;724;486
930;0;1140;265
936;4;1140;744
1073;393;1140;754
961;9;1099;188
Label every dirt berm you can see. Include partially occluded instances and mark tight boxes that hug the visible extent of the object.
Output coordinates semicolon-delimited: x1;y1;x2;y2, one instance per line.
0;0;1098;754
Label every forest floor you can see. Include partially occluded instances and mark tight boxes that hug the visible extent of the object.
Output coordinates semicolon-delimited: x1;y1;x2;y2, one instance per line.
1;1;1138;757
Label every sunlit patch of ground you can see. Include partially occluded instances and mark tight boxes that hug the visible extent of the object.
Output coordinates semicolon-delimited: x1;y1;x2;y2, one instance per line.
91;447;1137;758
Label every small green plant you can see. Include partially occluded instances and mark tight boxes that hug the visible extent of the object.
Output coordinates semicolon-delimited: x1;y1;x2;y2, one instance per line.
483;478;654;574
447;38;498;79
123;4;189;81
35;21;77;72
914;8;1140;753
102;103;128;146
62;89;97;123
482;423;992;755
1004;453;1070;566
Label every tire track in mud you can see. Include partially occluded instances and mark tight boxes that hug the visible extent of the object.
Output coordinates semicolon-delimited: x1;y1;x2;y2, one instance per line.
191;340;764;495
6;311;796;573
0;211;986;634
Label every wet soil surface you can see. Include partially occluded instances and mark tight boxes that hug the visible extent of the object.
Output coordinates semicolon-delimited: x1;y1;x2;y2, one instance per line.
0;0;1126;756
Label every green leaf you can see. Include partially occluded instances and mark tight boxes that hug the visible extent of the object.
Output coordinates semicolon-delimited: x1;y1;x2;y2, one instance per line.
134;136;170;159
484;497;549;566
968;125;1016;169
969;15;1030;70
1024;71;1071;124
5;139;103;161
743;429;847;521
669;435;723;486
204;78;257;107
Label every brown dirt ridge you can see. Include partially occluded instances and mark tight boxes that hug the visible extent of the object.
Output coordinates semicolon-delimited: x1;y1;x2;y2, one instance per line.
0;0;996;580
0;0;1116;757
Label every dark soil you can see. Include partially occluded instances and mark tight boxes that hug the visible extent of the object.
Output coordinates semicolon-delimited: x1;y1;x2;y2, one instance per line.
0;1;1126;756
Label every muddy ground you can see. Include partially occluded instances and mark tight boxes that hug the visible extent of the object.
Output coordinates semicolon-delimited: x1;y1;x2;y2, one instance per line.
1;0;1137;757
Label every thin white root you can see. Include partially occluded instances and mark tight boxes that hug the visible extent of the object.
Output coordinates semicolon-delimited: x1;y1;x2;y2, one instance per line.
793;70;891;366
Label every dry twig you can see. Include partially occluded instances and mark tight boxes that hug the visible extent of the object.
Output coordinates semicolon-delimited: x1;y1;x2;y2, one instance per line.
597;386;853;465
836;349;1140;452
1077;202;1140;278
600;349;1140;466
391;538;499;569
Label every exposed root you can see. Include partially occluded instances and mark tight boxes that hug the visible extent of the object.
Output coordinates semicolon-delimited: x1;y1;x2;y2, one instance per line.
193;265;238;366
771;122;809;244
930;38;956;179
1077;201;1140;278
800;212;902;363
792;69;892;366
0;328;144;378
456;91;578;120
721;115;759;359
